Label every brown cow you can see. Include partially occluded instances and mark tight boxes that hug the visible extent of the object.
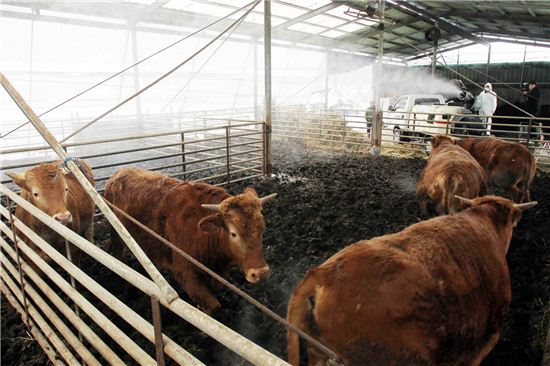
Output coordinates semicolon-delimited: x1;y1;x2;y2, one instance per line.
287;195;536;366
416;135;487;216
103;167;276;314
455;137;536;203
288;196;536;365
6;160;95;266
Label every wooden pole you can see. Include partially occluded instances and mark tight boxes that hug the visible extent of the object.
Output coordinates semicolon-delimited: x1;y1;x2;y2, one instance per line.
0;72;179;304
263;0;272;175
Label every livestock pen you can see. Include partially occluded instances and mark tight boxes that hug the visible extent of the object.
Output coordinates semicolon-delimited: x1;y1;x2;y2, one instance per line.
2;75;550;366
2;1;550;365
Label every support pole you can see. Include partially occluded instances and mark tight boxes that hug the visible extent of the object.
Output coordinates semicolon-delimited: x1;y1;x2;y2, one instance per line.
6;197;31;328
457;48;460;77
131;28;143;122
432;41;437;77
520;45;527;88
324;52;329;110
485;44;491;83
29;14;35;104
263;0;272;174
150;296;166;366
370;0;385;155
253;38;259;121
0;72;179;304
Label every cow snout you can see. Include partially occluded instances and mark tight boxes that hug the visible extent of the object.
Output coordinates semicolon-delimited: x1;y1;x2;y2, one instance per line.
245;266;270;283
53;211;72;225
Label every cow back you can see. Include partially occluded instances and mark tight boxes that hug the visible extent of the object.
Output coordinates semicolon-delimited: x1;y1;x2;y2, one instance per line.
104;168;230;268
417;144;486;215
296;209;511;365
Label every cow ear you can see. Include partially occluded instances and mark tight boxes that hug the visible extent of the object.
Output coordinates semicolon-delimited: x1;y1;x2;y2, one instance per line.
6;172;27;191
199;214;224;233
510;207;523;227
431;135;443;148
244;188;258;197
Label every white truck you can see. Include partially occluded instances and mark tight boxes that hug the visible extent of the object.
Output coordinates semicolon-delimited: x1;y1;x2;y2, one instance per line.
382;94;484;147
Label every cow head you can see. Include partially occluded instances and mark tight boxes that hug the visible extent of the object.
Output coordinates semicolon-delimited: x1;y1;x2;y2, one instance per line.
431;134;456;150
199;188;276;283
7;163;73;225
455;195;537;252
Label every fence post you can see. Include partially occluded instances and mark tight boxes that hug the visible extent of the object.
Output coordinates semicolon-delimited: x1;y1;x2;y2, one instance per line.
226;126;231;184
342;117;347;147
180;132;186;176
6;196;31;328
64;238;85;359
527;118;532;147
150;296;166;366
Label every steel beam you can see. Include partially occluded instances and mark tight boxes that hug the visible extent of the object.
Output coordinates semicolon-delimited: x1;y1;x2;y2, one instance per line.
273;2;340;31
387;0;489;46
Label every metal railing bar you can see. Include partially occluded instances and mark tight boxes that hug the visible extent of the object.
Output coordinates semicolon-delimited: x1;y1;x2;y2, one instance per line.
0;247;103;366
0;212;201;366
0;220;157;366
0;121;263;155
0;265;81;365
212;173;264;187
0;236;125;365
0;282;64;366
0;185;287;365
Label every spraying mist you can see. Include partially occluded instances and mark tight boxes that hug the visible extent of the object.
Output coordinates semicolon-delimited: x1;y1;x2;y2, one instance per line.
375;67;461;98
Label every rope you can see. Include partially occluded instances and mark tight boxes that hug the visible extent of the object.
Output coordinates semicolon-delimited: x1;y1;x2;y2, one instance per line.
0;0;258;139
157;8;247;115
104;199;343;365
59;0;261;144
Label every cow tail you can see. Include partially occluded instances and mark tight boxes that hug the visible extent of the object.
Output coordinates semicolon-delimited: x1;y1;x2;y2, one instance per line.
287;270;319;366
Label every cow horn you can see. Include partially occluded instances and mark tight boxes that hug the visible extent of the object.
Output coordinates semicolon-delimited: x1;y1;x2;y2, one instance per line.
454;195;474;205
259;193;277;205
513;201;537;211
201;204;221;212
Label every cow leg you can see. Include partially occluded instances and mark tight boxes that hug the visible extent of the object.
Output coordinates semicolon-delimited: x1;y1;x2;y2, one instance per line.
505;185;522;203
69;243;81;268
418;200;429;218
180;269;221;315
108;227;125;260
85;221;94;245
471;332;500;366
518;180;531;203
306;345;327;366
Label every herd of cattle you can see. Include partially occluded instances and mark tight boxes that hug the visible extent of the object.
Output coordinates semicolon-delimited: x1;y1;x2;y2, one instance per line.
5;135;538;366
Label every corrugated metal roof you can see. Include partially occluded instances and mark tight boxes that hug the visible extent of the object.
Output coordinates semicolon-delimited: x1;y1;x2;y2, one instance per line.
2;0;549;62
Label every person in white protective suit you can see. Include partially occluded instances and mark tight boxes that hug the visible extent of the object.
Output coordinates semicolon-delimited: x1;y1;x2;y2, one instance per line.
473;82;498;136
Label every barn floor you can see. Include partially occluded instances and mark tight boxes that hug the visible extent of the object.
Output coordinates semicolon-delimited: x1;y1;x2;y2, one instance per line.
2;140;549;365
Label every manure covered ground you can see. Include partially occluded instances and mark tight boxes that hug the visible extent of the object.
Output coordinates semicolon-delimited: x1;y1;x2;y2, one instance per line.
2;140;549;365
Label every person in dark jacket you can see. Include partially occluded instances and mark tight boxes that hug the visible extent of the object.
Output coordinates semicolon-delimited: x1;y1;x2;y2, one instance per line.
523;80;543;141
524;80;541;117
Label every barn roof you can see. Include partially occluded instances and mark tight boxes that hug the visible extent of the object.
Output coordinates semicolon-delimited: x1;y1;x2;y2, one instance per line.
2;0;550;63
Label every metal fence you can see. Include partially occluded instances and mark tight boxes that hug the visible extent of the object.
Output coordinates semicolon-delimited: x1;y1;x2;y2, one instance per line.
1;118;265;193
0;183;288;365
270;106;550;168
